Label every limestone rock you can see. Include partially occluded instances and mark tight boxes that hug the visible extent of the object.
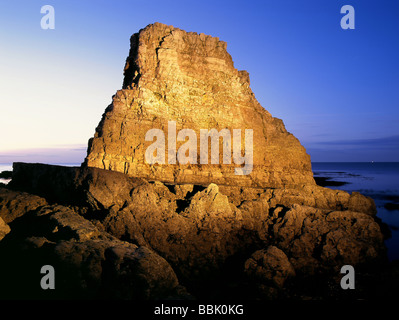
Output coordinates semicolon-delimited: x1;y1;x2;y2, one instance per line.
85;22;315;188
1;23;392;299
2;161;392;299
50;238;181;299
6;163;77;205
0;196;185;299
36;204;102;242
6;163;388;297
219;184;377;216
245;246;295;286
100;181;248;284
0;217;10;241
8;162;146;211
0;187;47;224
102;244;181;299
244;246;295;299
271;204;385;274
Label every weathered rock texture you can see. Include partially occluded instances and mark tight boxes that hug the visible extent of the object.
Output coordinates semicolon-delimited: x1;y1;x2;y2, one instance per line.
244;246;296;298
2;162;392;299
0;23;396;300
85;22;314;188
0;185;187;300
0;217;10;241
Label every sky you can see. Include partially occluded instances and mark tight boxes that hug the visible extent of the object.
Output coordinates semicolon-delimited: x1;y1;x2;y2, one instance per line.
0;0;398;163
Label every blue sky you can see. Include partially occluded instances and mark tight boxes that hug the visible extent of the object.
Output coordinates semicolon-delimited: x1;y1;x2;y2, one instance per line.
0;0;398;163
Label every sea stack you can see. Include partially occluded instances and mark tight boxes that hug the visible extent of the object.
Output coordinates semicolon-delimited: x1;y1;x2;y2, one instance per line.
0;23;392;300
85;22;315;188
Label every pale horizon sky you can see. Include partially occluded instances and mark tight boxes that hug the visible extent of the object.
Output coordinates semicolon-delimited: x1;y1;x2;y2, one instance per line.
1;0;398;164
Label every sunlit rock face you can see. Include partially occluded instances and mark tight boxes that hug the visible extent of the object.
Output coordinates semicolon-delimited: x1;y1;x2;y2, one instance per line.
85;22;315;188
0;23;392;300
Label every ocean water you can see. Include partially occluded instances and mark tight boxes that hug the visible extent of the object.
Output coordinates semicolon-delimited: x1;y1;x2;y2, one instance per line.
312;162;399;261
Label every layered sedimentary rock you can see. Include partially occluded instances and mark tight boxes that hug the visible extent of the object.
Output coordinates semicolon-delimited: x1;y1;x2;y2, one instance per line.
0;23;396;300
2;162;390;299
85;22;314;188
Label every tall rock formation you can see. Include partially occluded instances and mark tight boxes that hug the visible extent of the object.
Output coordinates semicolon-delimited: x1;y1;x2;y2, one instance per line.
1;23;394;300
85;22;314;188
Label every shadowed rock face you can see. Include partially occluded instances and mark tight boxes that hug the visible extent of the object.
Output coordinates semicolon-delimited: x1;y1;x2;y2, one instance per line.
2;162;389;299
85;22;314;188
1;172;187;300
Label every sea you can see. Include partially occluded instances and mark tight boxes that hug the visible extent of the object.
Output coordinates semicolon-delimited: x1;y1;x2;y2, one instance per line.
1;162;399;260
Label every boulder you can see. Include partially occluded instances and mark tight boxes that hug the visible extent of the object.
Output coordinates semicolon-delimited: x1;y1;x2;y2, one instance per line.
244;246;295;298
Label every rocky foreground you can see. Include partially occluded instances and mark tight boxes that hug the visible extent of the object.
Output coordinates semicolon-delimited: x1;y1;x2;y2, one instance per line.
0;162;397;300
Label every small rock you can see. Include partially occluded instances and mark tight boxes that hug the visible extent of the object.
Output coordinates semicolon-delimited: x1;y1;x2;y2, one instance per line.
244;246;295;288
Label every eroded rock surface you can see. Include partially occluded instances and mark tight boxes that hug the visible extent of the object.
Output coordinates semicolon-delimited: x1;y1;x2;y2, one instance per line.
2;162;391;299
0;217;10;241
0;187;186;299
0;23;395;300
244;246;295;298
85;22;314;188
